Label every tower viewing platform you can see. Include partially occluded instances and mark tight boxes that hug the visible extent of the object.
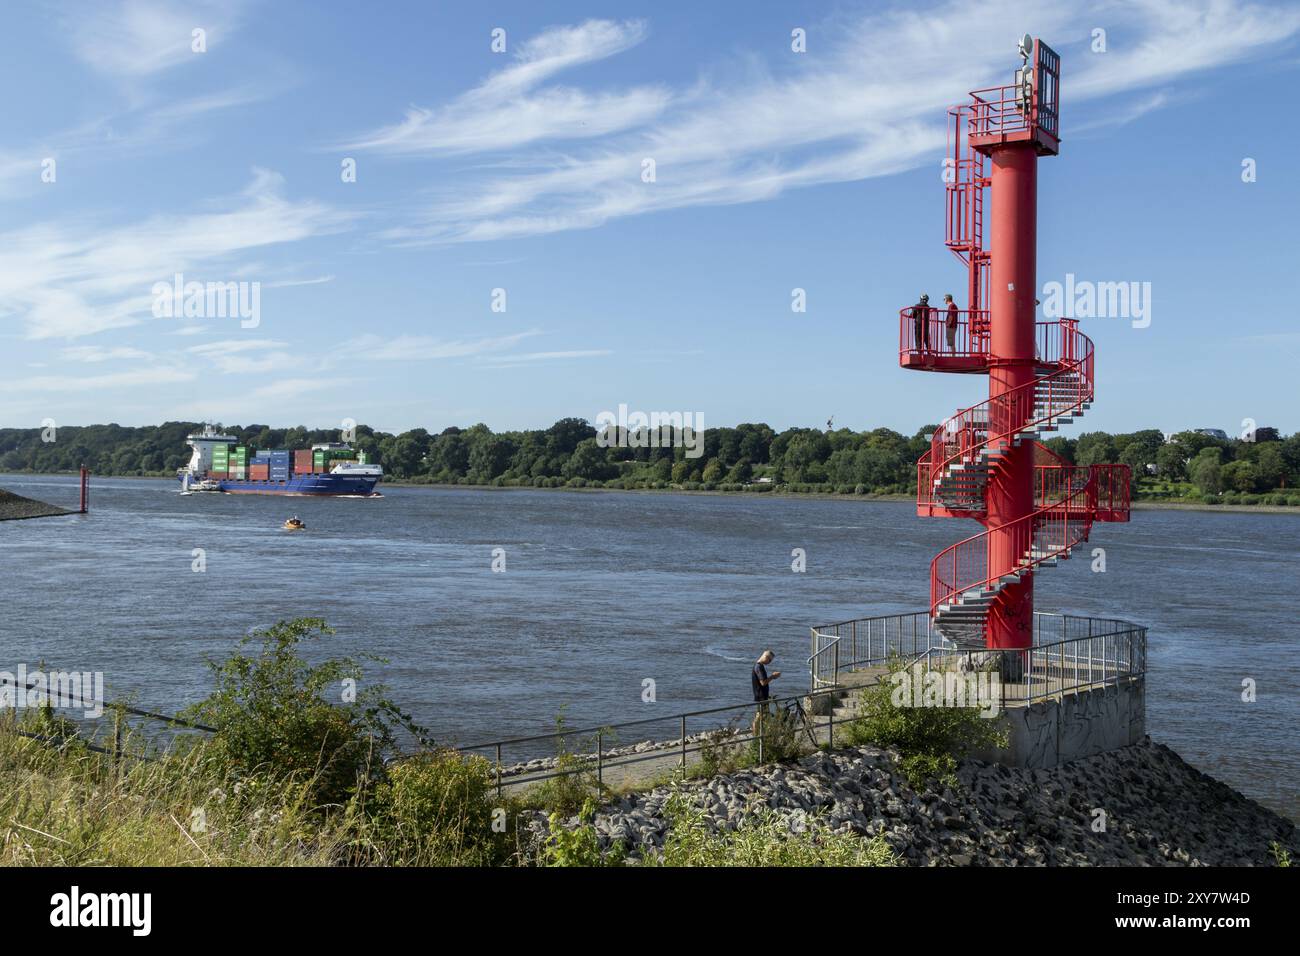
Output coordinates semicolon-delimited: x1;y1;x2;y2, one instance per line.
807;36;1143;768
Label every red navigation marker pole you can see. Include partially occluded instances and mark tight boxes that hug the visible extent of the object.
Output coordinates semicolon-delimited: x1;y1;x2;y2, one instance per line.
975;40;1057;649
79;465;89;514
899;38;1129;656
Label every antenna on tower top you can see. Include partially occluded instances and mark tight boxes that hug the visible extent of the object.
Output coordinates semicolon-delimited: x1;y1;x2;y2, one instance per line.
1015;34;1035;115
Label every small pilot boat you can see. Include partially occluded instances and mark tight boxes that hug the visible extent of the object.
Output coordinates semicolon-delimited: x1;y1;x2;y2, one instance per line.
282;516;306;531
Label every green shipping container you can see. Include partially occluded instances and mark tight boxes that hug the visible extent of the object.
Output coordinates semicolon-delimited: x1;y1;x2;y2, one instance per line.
313;450;326;469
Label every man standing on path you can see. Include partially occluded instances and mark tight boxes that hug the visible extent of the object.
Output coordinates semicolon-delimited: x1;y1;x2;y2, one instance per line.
751;650;780;736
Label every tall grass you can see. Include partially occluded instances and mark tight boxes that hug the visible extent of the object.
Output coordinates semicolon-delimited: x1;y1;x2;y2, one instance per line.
0;715;347;865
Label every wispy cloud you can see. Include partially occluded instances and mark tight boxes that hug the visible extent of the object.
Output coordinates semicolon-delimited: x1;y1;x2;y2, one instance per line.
0;366;195;393
248;377;336;401
60;345;154;363
352;0;1300;245
340;19;667;156
0;86;279;198
334;331;543;362
0;169;353;340
1072;90;1173;135
477;349;613;369
186;338;301;373
65;0;246;77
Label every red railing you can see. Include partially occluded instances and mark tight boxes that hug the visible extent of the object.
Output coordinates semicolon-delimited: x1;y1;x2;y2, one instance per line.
968;84;1035;138
1089;463;1131;521
899;307;989;359
900;314;1091;370
925;320;1093;488
919;456;1131;519
930;470;1097;616
966;41;1060;143
945;109;985;254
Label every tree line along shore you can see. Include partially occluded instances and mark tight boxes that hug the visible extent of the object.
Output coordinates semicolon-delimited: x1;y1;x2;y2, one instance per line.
2;420;1299;507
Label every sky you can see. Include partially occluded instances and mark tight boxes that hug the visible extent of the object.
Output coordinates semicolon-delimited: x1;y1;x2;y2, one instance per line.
1;0;1298;438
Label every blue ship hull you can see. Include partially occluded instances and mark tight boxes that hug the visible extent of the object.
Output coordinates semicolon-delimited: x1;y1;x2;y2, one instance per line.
181;474;381;496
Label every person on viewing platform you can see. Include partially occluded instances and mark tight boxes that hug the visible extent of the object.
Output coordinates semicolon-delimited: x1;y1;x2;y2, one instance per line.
911;294;932;355
944;293;959;352
751;650;780;736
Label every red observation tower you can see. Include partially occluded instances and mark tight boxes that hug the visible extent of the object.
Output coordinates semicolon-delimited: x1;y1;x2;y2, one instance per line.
899;38;1130;655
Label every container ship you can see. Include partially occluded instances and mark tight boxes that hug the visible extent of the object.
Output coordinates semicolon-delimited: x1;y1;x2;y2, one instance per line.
178;425;383;496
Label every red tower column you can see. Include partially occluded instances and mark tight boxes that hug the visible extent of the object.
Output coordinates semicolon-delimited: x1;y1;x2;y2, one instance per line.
984;144;1037;649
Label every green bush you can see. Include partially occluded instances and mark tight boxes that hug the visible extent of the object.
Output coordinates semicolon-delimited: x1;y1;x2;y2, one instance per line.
182;618;430;808
694;722;747;778
537;799;625;867
843;657;1008;788
528;711;609;816
364;749;512;866
749;704;806;764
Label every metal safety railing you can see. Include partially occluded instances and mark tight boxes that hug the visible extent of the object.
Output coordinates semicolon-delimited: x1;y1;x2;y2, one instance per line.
0;675;215;762
809;610;934;689
966;41;1061;143
810;610;1145;701
454;610;1146;798
930;472;1097;616
899;314;1091;373
452;689;846;799
899;307;990;360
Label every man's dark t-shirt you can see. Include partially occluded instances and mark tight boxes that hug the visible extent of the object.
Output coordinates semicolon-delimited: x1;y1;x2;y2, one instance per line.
752;662;770;702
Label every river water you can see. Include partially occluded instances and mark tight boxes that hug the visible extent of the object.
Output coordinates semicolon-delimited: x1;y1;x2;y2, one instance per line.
2;473;1296;820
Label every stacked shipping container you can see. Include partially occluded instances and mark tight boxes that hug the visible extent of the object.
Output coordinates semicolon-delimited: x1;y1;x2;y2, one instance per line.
208;444;367;480
269;450;290;482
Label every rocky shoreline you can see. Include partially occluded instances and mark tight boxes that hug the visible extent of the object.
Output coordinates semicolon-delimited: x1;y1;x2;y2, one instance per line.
0;488;70;521
527;739;1297;866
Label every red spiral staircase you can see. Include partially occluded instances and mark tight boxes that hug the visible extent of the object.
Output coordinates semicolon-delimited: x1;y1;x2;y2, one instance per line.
899;39;1130;651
